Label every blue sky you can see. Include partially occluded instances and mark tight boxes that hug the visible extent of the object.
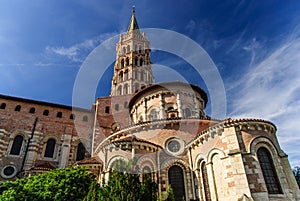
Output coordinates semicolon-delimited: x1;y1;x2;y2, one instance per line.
1;0;300;166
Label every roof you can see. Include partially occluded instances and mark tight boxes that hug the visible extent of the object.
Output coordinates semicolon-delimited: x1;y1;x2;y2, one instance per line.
73;156;103;166
129;81;208;108
0;94;92;113
127;7;140;33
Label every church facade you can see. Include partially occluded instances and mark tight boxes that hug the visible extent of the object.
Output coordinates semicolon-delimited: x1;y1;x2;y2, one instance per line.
0;9;299;201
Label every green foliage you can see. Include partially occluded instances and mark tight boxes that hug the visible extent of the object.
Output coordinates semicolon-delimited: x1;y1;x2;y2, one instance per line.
0;167;95;201
165;185;175;201
293;166;300;188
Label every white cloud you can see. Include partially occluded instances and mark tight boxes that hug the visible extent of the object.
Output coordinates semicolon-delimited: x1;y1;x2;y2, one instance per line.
46;32;118;63
228;36;300;166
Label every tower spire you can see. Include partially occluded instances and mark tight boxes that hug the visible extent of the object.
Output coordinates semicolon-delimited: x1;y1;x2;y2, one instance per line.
127;6;140;33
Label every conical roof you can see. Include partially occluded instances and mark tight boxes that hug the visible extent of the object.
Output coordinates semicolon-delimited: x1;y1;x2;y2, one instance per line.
127;6;140;33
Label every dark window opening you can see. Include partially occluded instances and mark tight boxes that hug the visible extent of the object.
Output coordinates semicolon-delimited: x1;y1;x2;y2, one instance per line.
142;166;152;182
43;110;49;116
168;165;185;201
257;147;282;194
10;135;24;155
15;105;21;112
185;108;191;117
56;112;62;118
82;115;88;122
201;162;211;201
76;143;86;161
0;103;6;109
44;139;56;158
70;114;75;120
115;104;119;111
105;106;110;114
29;107;35;114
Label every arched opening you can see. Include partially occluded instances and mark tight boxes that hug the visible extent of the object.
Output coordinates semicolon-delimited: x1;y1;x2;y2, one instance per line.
121;59;124;68
119;71;123;82
123;47;126;54
117;86;122;95
139;58;143;66
43;109;49;116
29;107;35;114
10;135;24;155
127;45;130;53
56;112;62;118
257;147;282;194
142;166;152;182
76;142;86;161
124;70;128;80
185;108;191;117
0;103;6;109
149;109;158;121
14;105;21;112
44;139;56;158
168;165;185;201
124;84;128;95
82;115;88;122
70;114;75;120
201;162;211;201
134;57;138;66
126;57;130;66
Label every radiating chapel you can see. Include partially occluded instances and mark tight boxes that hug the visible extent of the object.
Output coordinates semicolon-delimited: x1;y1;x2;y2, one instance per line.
0;8;299;201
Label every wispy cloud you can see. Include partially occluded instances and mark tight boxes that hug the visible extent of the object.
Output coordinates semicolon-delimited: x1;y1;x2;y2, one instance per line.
228;35;300;166
46;32;118;63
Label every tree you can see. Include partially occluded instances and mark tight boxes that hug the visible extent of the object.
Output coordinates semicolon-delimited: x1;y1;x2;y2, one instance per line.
0;167;95;201
293;166;300;188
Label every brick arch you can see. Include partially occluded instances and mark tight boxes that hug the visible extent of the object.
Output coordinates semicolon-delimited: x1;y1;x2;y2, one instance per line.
107;154;128;169
206;148;226;164
249;136;282;157
136;155;156;172
161;158;190;171
194;153;207;170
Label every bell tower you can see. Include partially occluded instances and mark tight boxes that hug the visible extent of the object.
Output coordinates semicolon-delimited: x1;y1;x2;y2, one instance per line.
110;7;154;96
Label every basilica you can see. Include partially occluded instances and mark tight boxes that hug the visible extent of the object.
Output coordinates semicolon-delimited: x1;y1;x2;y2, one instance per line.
0;8;299;201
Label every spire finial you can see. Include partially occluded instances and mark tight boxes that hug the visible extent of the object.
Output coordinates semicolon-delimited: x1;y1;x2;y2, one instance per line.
132;5;135;15
127;6;140;33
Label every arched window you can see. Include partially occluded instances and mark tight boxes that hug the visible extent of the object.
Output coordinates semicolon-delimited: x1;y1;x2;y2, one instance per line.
10;135;24;155
124;84;128;95
14;105;21;112
127;45;130;53
257;147;282;194
168;165;185;200
76;143;86;161
134;57;138;66
139;58;143;66
149;109;158;121
29;107;35;114
56;112;62;118
0;103;6;109
123;47;126;54
201;162;211;201
105;106;110;114
44;139;56;158
142;166;152;182
185;108;191;117
119;71;123;82
43;110;49;116
117;86;122;95
124;70;128;80
82;115;88;122
126;58;130;66
115;104;119;111
121;59;124;68
70;114;75;120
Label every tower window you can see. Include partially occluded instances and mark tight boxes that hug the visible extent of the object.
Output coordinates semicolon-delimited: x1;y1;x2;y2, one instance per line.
70;114;75;120
115;104;119;111
56;112;62;118
76;143;86;161
257;147;282;194
0;103;6;109
82;115;88;122
123;47;126;54
121;59;124;68
43;110;49;116
126;58;130;66
10;135;24;155
139;58;143;66
44;139;56;158
105;106;110;114
134;57;138;65
127;45;130;53
29;107;35;114
14;105;21;112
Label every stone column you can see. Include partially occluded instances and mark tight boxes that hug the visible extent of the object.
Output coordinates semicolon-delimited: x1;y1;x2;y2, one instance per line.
59;134;71;168
143;99;147;121
193;95;199;117
159;93;165;119
176;92;182;117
